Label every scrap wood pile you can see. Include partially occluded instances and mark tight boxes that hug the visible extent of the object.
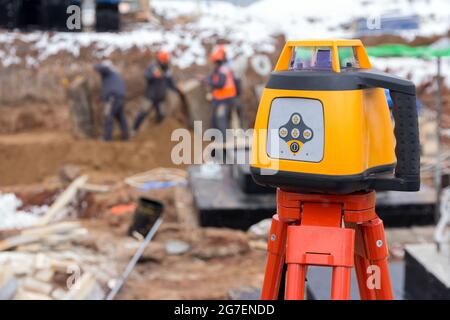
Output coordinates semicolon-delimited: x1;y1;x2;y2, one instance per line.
0;165;274;300
0;201;271;300
0;174;126;300
0;166;193;300
0;221;118;300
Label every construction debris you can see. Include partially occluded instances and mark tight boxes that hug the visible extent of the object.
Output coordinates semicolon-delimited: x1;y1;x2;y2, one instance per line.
59;164;82;183
0;217;125;300
124;168;187;190
0;270;19;300
228;287;260;300
106;219;163;300
65;273;105;300
165;240;191;256
0;221;85;251
248;219;272;238
191;229;250;260
38;175;89;226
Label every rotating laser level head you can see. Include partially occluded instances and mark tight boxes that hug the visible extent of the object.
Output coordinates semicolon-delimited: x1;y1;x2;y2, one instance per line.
250;39;420;194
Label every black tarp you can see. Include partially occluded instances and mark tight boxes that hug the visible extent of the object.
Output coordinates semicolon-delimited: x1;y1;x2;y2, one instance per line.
0;0;20;29
95;2;120;32
0;0;81;31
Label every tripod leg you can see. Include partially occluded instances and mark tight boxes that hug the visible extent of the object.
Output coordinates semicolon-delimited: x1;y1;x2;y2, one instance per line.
261;214;288;300
360;217;393;300
371;258;393;300
285;264;307;300
331;267;351;300
354;254;377;300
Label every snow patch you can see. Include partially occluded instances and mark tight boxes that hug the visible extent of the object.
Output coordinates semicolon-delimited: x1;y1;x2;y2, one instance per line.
371;56;450;87
0;0;449;85
0;193;48;230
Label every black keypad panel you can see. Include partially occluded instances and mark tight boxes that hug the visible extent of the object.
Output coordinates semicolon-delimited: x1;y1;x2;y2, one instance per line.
278;113;314;145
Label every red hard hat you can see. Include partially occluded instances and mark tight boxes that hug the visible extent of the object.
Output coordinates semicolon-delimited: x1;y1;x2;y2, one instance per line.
157;51;170;63
210;45;226;62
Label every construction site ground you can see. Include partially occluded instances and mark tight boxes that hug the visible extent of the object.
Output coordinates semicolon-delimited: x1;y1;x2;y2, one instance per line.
0;97;271;299
0;29;447;299
0;102;438;299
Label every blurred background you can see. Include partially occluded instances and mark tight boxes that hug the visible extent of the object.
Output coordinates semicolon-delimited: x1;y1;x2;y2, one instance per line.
0;0;449;300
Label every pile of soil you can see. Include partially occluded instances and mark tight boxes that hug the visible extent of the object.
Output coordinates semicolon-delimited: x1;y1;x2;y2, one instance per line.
0;117;186;186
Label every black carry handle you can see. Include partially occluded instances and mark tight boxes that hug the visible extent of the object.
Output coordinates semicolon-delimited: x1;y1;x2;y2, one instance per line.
359;71;421;191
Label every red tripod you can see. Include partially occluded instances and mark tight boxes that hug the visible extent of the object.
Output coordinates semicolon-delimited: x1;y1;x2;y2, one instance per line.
261;189;393;300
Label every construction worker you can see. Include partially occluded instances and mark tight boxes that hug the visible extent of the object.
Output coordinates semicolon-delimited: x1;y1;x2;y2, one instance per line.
206;46;239;135
94;61;129;141
132;50;185;133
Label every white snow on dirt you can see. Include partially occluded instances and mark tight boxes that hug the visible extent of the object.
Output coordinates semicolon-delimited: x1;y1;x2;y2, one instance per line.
0;0;449;84
0;193;47;230
371;56;450;87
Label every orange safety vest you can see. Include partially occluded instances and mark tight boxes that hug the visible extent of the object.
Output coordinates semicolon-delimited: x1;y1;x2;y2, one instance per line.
212;66;237;100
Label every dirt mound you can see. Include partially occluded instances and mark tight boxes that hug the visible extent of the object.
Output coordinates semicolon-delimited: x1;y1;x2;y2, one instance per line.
0;103;69;134
0;117;186;186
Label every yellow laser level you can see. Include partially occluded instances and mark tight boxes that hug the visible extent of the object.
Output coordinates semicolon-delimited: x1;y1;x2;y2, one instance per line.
250;39;420;194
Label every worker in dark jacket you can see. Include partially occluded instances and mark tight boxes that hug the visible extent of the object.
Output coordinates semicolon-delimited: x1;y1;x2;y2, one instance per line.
206;46;238;135
94;61;129;141
132;51;184;132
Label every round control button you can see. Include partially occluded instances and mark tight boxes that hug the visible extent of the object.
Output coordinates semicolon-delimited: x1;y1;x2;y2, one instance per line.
290;142;300;153
303;129;312;140
291;128;300;139
279;127;288;138
291;114;301;125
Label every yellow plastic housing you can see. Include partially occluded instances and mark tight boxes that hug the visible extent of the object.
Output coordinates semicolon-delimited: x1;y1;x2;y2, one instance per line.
251;87;396;176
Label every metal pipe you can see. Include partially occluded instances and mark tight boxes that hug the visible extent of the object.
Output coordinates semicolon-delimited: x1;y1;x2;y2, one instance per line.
435;56;443;230
106;218;163;300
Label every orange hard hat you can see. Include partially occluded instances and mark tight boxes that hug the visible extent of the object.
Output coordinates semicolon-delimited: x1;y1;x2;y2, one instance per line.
210;45;226;62
157;51;170;63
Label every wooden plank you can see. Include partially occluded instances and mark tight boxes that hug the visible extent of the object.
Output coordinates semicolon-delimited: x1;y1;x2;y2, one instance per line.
0;269;19;300
13;288;52;300
0;234;43;252
22;278;53;295
0;222;85;251
37;175;88;226
22;221;82;237
80;183;110;193
34;269;54;283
